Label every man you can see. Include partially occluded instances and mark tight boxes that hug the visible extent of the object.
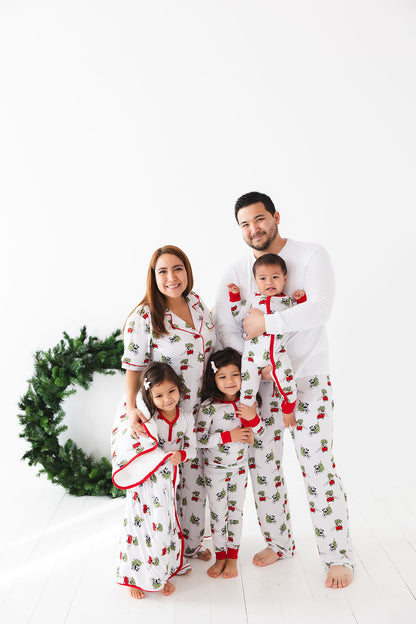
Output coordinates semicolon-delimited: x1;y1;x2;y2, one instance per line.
215;191;354;589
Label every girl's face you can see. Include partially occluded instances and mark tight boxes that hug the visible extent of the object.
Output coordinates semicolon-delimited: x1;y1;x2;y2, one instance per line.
150;379;180;418
154;253;188;300
215;364;241;401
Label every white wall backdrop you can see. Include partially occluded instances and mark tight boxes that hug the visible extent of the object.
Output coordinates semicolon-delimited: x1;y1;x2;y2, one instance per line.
1;1;415;487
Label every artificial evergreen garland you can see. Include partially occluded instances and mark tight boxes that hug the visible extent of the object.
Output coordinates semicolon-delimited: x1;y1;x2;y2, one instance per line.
18;327;125;498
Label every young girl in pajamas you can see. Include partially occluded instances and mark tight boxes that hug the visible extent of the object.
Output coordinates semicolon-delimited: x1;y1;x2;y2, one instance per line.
112;362;197;599
228;253;306;428
196;348;264;579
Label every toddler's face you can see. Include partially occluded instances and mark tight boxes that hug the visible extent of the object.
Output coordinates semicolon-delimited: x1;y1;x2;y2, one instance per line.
254;264;287;296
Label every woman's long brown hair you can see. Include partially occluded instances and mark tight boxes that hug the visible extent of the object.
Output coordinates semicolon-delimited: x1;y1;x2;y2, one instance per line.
124;245;194;339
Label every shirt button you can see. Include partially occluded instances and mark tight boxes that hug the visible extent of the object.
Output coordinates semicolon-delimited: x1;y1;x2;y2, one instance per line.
194;334;200;339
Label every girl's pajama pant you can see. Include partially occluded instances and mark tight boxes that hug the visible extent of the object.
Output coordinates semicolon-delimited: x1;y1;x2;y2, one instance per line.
249;374;354;570
204;462;248;558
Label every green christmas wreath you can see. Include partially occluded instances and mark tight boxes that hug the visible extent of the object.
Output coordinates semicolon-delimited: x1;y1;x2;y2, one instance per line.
18;327;125;498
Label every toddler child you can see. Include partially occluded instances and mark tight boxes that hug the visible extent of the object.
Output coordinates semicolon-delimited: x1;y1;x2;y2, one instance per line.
228;253;306;427
196;348;264;579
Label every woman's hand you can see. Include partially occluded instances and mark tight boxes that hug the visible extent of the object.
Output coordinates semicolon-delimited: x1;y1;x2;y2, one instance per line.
127;408;149;439
243;308;266;340
230;427;254;445
170;451;182;466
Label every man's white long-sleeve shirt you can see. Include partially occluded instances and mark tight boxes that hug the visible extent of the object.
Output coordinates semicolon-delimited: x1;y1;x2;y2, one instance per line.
215;239;335;379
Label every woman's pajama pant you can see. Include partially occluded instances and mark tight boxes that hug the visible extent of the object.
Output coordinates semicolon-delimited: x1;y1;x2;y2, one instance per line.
177;449;207;557
249;375;354;570
204;462;248;559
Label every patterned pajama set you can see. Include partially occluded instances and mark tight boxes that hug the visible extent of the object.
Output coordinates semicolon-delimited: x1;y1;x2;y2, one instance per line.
111;408;197;591
215;240;354;570
120;291;216;557
196;399;264;560
229;291;305;413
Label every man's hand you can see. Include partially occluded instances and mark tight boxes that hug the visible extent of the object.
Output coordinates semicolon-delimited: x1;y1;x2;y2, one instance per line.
283;412;296;428
243;308;266;340
127;408;149;439
260;365;273;381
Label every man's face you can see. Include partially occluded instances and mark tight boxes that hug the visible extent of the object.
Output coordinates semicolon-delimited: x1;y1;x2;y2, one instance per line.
237;202;279;251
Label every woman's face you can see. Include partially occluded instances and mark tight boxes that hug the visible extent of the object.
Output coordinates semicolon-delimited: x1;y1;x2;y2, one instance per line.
154;253;188;300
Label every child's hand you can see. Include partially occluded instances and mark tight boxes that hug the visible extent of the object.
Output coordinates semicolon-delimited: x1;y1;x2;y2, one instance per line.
292;289;306;301
230;427;254;444
170;451;182;466
283;412;296;428
236;403;257;422
227;283;240;294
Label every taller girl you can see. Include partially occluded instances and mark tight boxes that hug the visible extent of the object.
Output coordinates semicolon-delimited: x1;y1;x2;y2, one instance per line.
120;245;216;559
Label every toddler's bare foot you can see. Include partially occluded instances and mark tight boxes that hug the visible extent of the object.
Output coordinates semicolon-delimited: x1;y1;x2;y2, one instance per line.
222;558;238;578
252;547;279;567
129;586;145;599
197;548;212;561
325;565;353;589
162;580;176;596
207;559;226;578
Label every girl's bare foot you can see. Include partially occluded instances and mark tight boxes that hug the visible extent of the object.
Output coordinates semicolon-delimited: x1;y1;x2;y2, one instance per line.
325;565;353;589
252;547;279;567
162;580;176;596
129;586;145;599
207;559;226;578
222;558;238;579
197;548;212;561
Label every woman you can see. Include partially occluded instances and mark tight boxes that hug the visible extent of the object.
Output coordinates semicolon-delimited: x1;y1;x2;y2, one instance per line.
119;245;215;560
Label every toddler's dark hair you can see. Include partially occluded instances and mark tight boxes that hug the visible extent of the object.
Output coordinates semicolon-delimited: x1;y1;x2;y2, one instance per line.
140;362;186;416
201;348;242;404
253;253;287;277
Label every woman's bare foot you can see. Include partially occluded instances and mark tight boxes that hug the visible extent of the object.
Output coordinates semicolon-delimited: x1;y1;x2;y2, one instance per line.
222;558;238;579
207;559;226;578
129;586;145;599
197;548;212;561
252;547;279;567
162;580;176;596
325;565;353;589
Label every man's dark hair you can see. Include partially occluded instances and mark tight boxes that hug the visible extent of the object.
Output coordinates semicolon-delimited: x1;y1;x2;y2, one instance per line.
253;253;287;277
234;191;276;222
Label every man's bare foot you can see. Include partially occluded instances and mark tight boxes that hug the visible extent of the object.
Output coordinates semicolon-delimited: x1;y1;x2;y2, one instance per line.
252;547;280;567
129;586;145;599
207;559;226;578
325;565;353;589
162;580;176;596
222;558;238;579
197;548;212;561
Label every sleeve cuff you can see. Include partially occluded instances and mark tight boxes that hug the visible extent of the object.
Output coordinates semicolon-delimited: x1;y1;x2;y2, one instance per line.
240;414;260;428
282;401;296;414
296;293;307;304
221;431;232;443
179;450;187;462
228;291;241;302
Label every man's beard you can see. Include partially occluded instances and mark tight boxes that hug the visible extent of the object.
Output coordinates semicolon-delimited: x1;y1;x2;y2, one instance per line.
247;222;278;251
